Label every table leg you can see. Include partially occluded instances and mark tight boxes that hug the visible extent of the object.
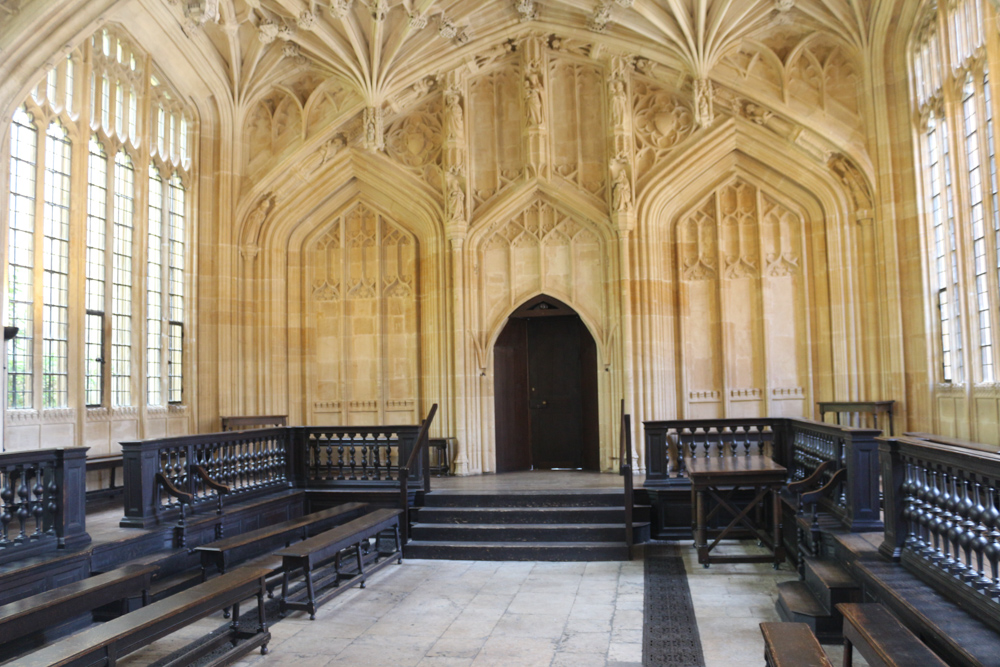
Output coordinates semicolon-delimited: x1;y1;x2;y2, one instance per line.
843;637;853;667
771;484;783;569
695;487;708;567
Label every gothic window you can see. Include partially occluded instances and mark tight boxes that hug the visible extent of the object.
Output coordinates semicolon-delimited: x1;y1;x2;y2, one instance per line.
913;0;1000;385
3;26;194;419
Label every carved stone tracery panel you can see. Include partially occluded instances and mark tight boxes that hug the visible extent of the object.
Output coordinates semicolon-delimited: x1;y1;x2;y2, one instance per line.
677;178;808;419
307;202;418;425
631;79;695;176
468;61;524;213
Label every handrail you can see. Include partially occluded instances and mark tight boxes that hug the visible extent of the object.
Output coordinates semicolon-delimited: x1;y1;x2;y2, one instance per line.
399;404;439;546
155;471;194;548
620;399;634;558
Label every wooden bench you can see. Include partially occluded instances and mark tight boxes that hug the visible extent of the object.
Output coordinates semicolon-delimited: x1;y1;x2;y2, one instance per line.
86;455;123;499
193;501;368;580
837;602;948;667
277;508;402;620
0;563;154;655
17;565;272;667
759;622;832;667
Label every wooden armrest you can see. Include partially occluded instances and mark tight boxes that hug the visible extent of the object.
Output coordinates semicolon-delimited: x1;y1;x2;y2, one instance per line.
156;472;193;505
193;465;231;494
800;468;845;506
786;460;834;495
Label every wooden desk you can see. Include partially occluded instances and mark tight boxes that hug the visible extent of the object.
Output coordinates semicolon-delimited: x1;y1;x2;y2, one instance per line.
688;455;787;568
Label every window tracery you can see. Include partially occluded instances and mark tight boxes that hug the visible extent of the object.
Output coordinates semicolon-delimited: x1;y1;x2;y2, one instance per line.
913;0;1000;385
4;25;194;421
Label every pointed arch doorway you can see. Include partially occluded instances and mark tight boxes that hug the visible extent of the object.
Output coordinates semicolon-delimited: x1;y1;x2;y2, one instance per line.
493;295;600;472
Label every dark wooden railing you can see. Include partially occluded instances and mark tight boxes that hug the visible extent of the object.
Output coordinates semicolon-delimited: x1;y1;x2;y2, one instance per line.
399;404;438;545
220;415;288;431
0;447;89;564
620;400;634;559
878;434;1000;634
121;420;430;529
644;417;882;531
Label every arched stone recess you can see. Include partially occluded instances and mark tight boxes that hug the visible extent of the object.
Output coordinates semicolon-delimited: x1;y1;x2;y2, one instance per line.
633;118;869;437
231;150;448;437
461;190;623;475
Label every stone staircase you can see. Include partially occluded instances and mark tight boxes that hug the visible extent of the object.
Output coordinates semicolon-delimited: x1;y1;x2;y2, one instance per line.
776;555;860;642
405;489;649;561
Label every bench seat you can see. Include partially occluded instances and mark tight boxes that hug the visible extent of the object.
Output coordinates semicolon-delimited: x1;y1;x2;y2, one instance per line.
15;565;272;667
759;622;832;667
853;560;1000;667
193;501;368;579
837;602;947;667
0;563;154;655
277;508;402;619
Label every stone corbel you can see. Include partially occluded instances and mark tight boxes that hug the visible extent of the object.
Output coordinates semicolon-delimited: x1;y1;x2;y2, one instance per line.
240;244;260;262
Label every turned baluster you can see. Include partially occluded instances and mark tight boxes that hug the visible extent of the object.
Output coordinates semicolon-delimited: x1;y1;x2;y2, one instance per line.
349;437;358;480
902;462;919;550
15;469;29;542
941;473;959;571
0;470;12;547
917;466;934;556
983;486;1000;599
31;467;44;539
959;478;977;581
45;472;59;535
336;439;345;480
972;482;992;591
360;441;369;481
928;470;946;563
372;442;382;480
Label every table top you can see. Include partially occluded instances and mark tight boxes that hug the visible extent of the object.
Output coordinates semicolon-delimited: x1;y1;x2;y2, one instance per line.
687;455;786;478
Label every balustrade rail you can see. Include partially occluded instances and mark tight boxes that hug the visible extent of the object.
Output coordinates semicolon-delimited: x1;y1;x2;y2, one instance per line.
879;434;1000;634
0;447;89;564
304;427;419;484
121;424;426;529
644;417;881;531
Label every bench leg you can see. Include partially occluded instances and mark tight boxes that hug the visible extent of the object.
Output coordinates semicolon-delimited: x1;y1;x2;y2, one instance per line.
257;588;269;655
230;601;241;646
279;569;290;618
843;637;853;667
356;541;367;589
304;563;317;620
394;523;402;564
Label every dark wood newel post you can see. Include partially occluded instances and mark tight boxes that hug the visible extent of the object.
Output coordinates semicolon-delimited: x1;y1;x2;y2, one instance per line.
877;437;905;561
287;427;306;488
842;427;882;531
120;439;160;528
56;447;91;548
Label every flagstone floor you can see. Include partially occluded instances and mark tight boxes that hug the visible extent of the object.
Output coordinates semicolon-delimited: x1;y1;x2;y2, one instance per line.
115;541;868;667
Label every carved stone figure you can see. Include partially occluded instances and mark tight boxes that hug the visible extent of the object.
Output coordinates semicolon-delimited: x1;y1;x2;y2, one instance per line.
245;194;273;236
589;2;612;33
446;167;466;221
610;76;627;125
694;78;714;127
524;65;544;127
445;87;464;141
612;164;632;212
364;105;384;152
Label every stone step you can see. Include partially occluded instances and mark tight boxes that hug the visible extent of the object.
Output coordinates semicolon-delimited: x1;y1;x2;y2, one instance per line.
775;580;843;644
410;522;627;543
411;506;626;525
803;556;860;613
421;490;625;508
404;540;631;561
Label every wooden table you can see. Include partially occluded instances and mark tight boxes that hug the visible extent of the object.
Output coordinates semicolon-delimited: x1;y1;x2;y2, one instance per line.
688;455;787;568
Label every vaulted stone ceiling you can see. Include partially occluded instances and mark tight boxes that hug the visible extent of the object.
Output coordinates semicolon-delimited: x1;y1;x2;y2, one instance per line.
169;0;875;106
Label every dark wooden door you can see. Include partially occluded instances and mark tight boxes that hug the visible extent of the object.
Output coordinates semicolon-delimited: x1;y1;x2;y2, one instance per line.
528;316;585;468
494;318;530;472
493;297;599;472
